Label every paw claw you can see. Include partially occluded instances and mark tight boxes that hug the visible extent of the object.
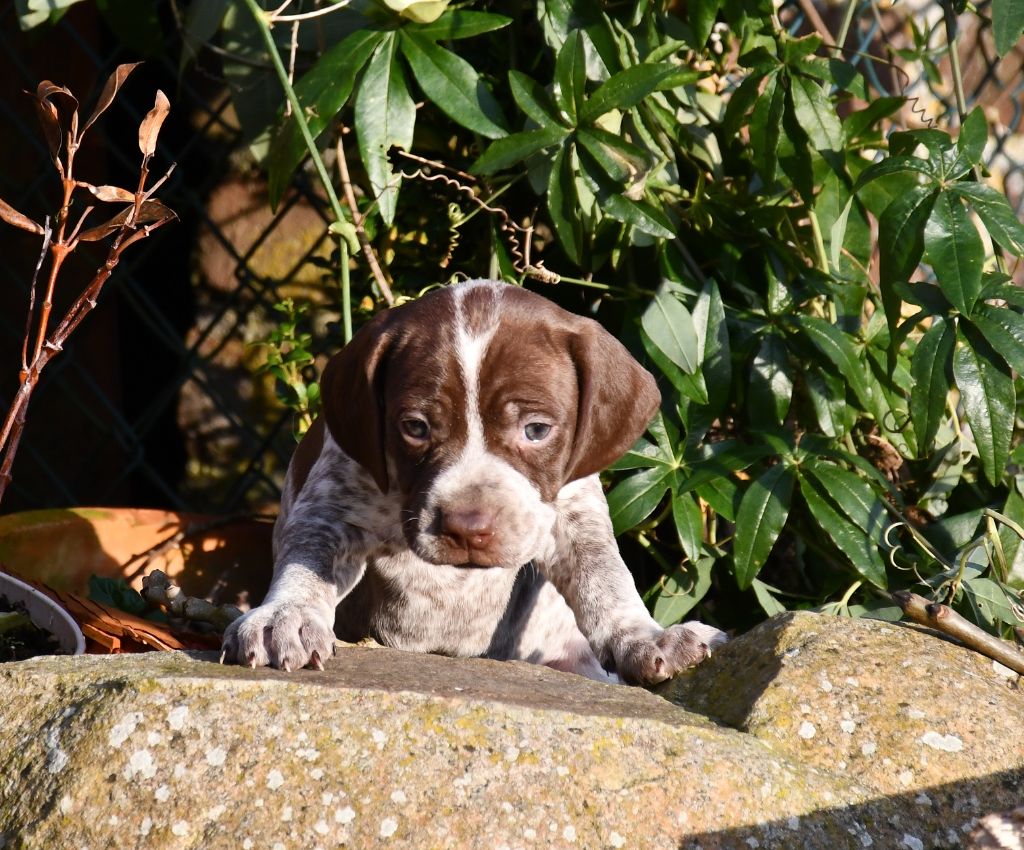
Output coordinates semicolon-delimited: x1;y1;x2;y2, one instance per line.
219;649;227;665
310;651;324;671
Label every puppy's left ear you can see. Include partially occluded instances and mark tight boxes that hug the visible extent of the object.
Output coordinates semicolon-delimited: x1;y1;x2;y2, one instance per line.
319;313;394;493
564;318;660;483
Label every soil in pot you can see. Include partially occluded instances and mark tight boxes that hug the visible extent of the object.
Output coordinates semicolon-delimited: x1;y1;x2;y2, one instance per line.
0;595;68;661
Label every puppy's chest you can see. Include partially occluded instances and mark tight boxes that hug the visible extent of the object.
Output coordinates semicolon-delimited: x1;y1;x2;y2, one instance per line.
364;551;522;654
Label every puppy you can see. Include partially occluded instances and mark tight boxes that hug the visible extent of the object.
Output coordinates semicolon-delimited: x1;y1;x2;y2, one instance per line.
222;280;725;684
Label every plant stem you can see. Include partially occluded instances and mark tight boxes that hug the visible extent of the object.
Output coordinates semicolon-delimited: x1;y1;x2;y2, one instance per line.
834;0;859;55
808;209;830;274
239;0;354;342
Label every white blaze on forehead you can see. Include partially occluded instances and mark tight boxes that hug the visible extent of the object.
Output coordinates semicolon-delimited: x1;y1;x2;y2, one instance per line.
452;282;502;449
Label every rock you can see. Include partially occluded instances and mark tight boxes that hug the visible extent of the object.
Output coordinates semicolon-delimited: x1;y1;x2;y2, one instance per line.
0;612;1020;849
657;611;1024;810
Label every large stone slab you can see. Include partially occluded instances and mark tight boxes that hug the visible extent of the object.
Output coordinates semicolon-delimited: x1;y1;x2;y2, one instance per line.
0;612;1020;849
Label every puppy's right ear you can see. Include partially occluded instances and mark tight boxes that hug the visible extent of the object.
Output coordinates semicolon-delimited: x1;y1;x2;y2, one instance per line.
319;314;393;494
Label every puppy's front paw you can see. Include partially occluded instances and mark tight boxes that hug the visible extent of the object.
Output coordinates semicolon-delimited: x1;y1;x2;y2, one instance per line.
221;601;335;672
616;621;727;686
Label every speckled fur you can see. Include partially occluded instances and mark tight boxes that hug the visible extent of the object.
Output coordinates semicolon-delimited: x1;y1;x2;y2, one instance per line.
222;280;726;683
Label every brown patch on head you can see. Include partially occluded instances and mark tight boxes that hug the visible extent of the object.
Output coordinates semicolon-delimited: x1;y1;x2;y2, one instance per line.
475;284;660;498
320;286;468;495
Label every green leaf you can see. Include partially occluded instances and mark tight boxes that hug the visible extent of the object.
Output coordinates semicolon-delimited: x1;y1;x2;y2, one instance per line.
793;315;880;421
749;71;784;184
750;578;787;617
651;555;714;626
575;127;648;185
804;366;846;438
992;0;1024;55
672;491;704;562
607;437;672;470
968;304;1024;374
842;96;904;142
641;286;699;374
471;126;568;175
953;324;1015;486
923;190;985;316
354;34;416;227
88;575;147;617
640;326;708;404
748;334;793;425
721;73;764;138
789;74;843;152
956;106;988;167
554;30;586;125
951;182;1024;257
179;0;229;71
853;155;937;192
878;185;938;283
409;9;512;40
910;315;955;453
547;142;582;264
579;63;689;124
686;278;732;425
399;30;508;139
689;0;723;46
602;194;675;239
962;577;1024;626
509;70;566;128
980;277;1024;308
800;461;889;588
733;463;795;589
608;466;674;534
678;443;774;494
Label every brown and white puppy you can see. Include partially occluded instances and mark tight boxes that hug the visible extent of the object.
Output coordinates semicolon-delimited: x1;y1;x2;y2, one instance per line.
221;280;725;684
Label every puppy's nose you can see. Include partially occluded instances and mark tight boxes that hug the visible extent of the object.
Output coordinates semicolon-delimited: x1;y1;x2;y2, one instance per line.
441;509;495;550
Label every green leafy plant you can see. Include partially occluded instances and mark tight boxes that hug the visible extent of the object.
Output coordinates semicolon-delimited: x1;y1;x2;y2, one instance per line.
253;298;321;437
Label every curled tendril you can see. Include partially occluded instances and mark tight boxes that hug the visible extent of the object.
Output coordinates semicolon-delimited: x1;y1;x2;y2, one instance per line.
395;157;560;285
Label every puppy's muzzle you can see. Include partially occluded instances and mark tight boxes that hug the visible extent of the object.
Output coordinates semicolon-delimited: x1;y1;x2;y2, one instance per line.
438;507;500;566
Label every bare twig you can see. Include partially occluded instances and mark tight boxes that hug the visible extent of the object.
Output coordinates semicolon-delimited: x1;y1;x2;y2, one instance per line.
335;135;394;304
21;217;52;376
893;591;1024;675
270;1;353;23
141;569;243;633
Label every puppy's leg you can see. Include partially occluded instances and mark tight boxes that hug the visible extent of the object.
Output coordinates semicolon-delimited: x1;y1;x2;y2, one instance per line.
221;445;372;672
538;475;727;686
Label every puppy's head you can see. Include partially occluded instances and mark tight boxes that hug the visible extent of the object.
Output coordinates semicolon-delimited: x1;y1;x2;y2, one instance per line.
321;280;659;567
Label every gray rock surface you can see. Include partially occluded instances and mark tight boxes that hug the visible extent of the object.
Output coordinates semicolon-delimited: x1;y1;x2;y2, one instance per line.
0;612;1020;849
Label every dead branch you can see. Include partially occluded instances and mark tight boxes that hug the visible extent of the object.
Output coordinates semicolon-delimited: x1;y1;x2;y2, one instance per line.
335;134;394;305
893;590;1024;676
0;65;177;507
141;569;243;634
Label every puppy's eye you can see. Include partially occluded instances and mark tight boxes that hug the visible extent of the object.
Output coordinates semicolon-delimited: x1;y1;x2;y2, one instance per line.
524;422;551;442
401;418;430;441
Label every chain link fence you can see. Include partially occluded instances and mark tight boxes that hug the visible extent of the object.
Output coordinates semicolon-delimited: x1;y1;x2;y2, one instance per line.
0;1;1021;515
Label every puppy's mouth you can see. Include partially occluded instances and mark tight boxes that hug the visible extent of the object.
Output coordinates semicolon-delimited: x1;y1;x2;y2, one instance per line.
419;544;511;569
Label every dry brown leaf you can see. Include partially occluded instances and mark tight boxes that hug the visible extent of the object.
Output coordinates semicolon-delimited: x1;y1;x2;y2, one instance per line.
77;199;176;242
32;96;62;160
138;90;170;159
84;184;137;203
0;196;44;235
82;62;142;135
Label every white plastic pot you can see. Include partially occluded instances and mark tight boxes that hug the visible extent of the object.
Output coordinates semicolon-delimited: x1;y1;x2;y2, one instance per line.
0;571;85;656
